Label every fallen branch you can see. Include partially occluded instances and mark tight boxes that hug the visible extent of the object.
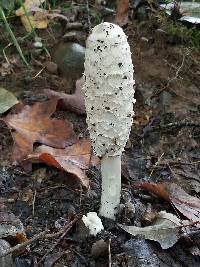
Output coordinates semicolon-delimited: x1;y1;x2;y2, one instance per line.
0;229;49;258
0;217;78;259
38;216;78;264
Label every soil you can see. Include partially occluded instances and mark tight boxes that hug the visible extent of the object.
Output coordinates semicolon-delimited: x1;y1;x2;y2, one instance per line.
0;1;200;266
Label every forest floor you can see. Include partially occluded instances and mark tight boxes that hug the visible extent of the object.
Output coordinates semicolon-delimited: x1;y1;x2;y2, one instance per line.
0;1;200;266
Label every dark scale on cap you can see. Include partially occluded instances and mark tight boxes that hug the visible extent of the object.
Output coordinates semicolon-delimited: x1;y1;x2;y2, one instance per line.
97;46;102;52
118;63;122;67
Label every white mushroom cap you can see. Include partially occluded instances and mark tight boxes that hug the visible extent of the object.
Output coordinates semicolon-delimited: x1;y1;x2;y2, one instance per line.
84;22;136;157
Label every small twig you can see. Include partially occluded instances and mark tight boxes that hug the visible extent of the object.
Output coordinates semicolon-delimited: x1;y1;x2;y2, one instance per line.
108;238;112;267
71;248;89;266
32;67;45;79
164;51;187;88
38;216;78;264
149;153;164;178
0;6;29;67
2;43;12;64
0;229;49;258
32;189;36;217
146;121;200;134
154;52;189;97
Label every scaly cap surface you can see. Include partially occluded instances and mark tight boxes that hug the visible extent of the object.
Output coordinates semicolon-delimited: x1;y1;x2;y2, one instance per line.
84;22;135;157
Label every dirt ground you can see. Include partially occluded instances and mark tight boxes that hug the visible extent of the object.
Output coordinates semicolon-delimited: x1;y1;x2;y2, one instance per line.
1;1;200;266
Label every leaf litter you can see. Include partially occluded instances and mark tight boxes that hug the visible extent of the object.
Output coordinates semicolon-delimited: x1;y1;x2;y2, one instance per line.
1;1;200;265
3;97;77;165
2;97;98;187
134;182;200;222
26;139;99;188
0;88;19;114
119;211;189;249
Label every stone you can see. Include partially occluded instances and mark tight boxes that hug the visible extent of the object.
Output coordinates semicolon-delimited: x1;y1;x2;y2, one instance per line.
52;42;85;81
0;239;16;267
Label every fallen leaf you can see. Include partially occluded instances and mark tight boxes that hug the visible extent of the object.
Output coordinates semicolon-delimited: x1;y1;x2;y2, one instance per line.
0;88;19;114
119;211;185;249
0;211;24;238
15;0;47;32
115;0;129;26
136;182;200;221
15;0;68;32
133;110;152;126
3;98;77;165
26;139;99;188
44;77;85;115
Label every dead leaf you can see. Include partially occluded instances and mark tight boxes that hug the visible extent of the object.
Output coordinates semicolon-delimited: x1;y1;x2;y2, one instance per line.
0;211;24;238
136;182;200;221
133;110;152;126
15;0;69;32
44;77;85;115
15;0;47;32
26;139;99;188
119;211;185;249
0;88;19;114
3;98;77;165
115;0;129;26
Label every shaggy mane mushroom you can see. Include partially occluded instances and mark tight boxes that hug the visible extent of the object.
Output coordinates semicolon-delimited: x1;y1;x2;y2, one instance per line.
84;22;136;220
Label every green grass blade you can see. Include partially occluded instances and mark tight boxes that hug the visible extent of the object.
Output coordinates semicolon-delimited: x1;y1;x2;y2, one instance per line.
0;6;30;67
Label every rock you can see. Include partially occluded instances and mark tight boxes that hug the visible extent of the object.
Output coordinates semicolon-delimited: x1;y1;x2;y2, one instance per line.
123;238;200;267
52;42;85;81
91;239;108;259
160;91;172;107
0;239;16;267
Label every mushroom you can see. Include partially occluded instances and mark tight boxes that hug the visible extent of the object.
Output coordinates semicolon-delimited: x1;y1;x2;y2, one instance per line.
84;22;135;220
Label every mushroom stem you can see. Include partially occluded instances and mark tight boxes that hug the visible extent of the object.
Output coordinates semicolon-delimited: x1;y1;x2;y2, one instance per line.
99;154;121;219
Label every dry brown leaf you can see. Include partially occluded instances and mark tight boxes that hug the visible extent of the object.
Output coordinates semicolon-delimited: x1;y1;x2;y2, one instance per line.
15;0;68;32
3;98;77;165
26;139;99;188
115;0;129;26
44;77;85;115
15;0;47;32
136;182;200;222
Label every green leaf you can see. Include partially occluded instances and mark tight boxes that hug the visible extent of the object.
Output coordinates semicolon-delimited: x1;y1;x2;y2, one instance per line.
0;87;19;114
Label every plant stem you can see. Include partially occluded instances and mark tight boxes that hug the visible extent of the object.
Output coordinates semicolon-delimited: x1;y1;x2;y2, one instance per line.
99;154;121;220
0;6;29;67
